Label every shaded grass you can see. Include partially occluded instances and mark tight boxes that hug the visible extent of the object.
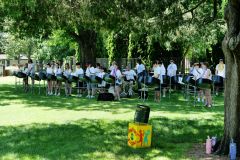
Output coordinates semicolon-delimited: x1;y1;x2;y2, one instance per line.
0;79;224;160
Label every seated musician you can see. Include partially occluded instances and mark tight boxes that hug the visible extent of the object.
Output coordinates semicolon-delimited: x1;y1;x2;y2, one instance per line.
201;62;212;107
215;59;225;95
85;62;96;99
54;62;62;96
109;61;116;72
74;62;84;97
46;63;54;95
63;63;72;97
122;66;136;96
110;63;122;101
193;63;204;103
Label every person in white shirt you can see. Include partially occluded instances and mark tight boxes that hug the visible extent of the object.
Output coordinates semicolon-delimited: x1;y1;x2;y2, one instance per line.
23;63;29;92
51;61;57;95
86;63;96;99
167;60;177;77
27;59;35;86
123;66;136;96
110;63;122;100
215;59;225;95
46;63;54;95
54;62;62;96
136;59;146;93
75;62;84;97
63;63;72;97
201;62;212;107
109;61;116;72
97;66;106;90
152;60;167;101
192;63;204;103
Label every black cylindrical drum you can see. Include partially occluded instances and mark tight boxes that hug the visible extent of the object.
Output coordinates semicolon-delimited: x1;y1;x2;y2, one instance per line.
134;105;150;124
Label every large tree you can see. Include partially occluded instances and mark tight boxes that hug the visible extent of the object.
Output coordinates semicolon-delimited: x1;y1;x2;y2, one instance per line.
217;0;240;154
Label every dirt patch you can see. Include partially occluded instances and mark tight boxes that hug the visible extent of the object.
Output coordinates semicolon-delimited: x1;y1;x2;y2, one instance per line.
187;143;229;160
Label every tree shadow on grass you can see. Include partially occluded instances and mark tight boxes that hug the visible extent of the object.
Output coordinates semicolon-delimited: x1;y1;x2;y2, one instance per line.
0;117;223;160
0;85;224;115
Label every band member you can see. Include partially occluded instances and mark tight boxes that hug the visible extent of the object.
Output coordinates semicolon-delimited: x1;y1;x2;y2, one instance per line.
75;62;84;97
46;63;54;95
202;62;212;107
109;61;116;72
97;66;106;91
23;63;29;92
153;60;167;101
54;62;62;96
63;63;72;97
122;66;136;96
95;63;101;74
51;61;57;95
167;60;177;77
110;63;122;100
136;59;146;91
215;59;225;95
27;59;35;86
192;63;204;102
86;63;96;98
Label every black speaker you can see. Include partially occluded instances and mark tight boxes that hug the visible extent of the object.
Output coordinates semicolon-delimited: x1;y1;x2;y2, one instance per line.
134;105;150;124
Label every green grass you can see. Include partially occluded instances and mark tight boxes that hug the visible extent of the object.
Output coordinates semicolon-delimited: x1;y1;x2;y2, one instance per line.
0;77;224;160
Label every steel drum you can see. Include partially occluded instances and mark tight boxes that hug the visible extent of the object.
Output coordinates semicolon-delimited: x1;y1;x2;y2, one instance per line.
104;74;115;84
196;78;212;89
68;75;79;83
39;71;47;80
161;75;169;87
56;73;65;82
96;76;103;83
182;75;195;86
16;71;27;78
212;75;224;86
78;74;86;82
34;73;41;81
46;73;56;81
144;76;159;87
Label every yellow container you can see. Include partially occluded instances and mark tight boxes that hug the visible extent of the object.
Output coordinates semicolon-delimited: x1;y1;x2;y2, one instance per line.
128;123;152;148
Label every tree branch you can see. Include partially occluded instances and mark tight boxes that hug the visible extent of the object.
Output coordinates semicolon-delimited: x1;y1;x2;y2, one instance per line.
182;0;206;15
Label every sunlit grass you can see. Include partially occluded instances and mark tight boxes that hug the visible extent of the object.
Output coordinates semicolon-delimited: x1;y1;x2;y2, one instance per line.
0;77;224;159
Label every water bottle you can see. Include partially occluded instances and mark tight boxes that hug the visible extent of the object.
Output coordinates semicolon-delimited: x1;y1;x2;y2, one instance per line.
206;136;212;154
229;139;236;160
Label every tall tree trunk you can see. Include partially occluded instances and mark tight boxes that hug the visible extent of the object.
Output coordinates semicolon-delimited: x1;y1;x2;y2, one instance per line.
68;29;97;67
217;0;240;155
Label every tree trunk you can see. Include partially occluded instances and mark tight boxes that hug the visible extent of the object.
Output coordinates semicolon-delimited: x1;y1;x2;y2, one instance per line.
217;0;240;155
68;29;97;67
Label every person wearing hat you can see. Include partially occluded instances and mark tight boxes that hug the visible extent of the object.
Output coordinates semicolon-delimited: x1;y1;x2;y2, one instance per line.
215;59;225;95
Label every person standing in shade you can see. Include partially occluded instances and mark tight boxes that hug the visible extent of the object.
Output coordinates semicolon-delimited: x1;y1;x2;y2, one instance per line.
54;62;62;96
75;62;84;97
136;59;146;97
110;63;122;101
27;59;35;87
46;63;54;95
63;63;72;97
201;62;212;107
86;63;96;99
167;60;177;77
215;59;225;95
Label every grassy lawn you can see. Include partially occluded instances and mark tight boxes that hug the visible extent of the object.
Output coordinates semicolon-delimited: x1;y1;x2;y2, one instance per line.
0;77;224;160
